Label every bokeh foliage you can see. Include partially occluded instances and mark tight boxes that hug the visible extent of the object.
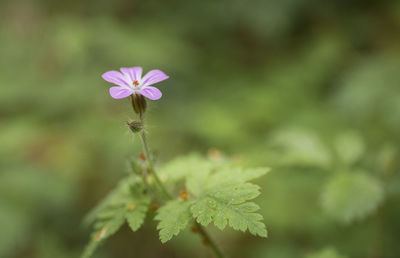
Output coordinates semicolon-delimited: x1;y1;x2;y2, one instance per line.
1;0;400;257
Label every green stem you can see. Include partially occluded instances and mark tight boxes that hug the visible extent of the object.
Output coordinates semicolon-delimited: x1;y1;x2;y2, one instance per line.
139;114;172;200
138;114;225;258
129;160;161;203
194;222;224;258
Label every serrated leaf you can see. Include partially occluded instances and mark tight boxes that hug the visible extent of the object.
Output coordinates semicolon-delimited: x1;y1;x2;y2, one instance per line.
214;183;261;204
321;172;383;223
155;156;269;242
205;167;269;191
126;199;150;231
187;166;269;197
84;175;142;225
82;175;150;258
191;195;267;237
82;211;125;258
81;241;99;258
159;154;216;184
155;200;193;243
187;167;268;237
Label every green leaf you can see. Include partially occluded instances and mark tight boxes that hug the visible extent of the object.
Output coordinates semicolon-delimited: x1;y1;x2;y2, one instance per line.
188;166;269;237
187;166;269;197
155;200;193;243
191;186;267;237
270;128;332;168
83;175;141;225
159;153;220;184
82;212;125;258
333;57;400;125
126;200;150;231
334;131;365;165
82;175;150;258
205;167;269;190
155;155;269;242
321;172;383;223
305;247;347;258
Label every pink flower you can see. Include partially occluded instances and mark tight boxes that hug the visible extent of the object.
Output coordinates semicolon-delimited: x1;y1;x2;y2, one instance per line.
102;67;169;100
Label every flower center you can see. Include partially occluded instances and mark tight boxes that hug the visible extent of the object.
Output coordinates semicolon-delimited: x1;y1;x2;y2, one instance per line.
133;80;139;87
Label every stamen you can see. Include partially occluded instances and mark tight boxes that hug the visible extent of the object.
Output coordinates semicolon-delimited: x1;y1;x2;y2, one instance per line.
133;80;139;87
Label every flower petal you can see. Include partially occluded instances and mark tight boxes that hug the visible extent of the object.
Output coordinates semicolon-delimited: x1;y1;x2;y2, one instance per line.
141;69;169;86
139;87;162;100
102;70;130;87
109;86;133;99
120;67;143;83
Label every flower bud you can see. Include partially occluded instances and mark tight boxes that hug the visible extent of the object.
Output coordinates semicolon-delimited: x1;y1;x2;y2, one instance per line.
130;94;147;115
127;120;143;133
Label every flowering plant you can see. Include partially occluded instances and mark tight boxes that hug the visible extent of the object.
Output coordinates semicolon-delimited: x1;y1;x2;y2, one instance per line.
82;67;269;258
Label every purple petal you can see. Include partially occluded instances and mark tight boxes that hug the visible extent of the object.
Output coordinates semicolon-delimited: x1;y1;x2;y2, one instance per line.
120;67;143;82
141;69;169;86
139;87;162;100
102;70;130;87
109;86;133;99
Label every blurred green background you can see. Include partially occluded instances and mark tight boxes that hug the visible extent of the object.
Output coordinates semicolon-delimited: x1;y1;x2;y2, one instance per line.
1;0;400;257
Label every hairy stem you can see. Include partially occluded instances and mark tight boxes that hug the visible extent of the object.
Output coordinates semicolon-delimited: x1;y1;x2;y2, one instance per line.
139;114;172;200
129;160;161;203
137;114;225;258
194;222;224;258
